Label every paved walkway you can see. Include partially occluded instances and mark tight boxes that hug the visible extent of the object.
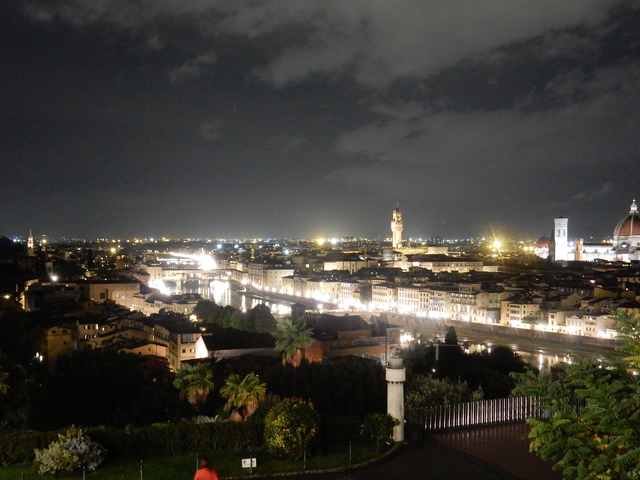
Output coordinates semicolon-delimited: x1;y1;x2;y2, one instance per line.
434;423;560;480
292;442;516;480
289;423;558;480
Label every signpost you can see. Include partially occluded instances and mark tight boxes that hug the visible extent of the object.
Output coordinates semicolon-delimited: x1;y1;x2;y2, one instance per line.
241;458;257;474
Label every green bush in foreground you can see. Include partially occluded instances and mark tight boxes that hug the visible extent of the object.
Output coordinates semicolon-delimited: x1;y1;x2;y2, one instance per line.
264;399;318;458
34;427;105;475
361;413;398;452
0;431;57;466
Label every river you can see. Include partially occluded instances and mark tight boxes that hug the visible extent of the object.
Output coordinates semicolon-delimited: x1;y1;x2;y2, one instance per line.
183;278;614;371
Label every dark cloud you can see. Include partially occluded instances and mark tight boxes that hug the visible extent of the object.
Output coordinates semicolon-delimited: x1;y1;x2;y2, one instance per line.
199;119;222;142
25;0;625;87
169;50;217;83
3;0;640;239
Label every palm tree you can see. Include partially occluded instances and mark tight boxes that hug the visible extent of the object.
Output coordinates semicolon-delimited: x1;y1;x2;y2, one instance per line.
274;317;313;366
173;363;214;408
220;373;267;420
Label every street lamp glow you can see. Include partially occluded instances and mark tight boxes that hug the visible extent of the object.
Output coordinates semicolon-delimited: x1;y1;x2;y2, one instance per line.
316;237;326;246
50;274;59;282
492;238;502;251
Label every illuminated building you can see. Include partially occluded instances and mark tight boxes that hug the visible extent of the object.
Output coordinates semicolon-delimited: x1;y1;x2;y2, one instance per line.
390;206;404;249
613;199;640;261
82;280;140;304
564;313;617;338
546;199;640;263
27;229;35;256
553;217;569;261
42;326;77;369
77;307;209;371
567;199;640;260
395;254;483;273
500;296;542;326
322;252;372;274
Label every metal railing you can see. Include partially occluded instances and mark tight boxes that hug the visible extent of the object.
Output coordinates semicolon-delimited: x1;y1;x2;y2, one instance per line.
421;396;543;432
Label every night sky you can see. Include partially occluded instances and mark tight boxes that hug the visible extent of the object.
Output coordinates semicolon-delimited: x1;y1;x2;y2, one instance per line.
3;1;640;240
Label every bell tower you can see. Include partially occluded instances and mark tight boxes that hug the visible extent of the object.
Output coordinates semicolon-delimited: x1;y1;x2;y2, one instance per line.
390;205;404;250
27;229;35;256
553;217;569;262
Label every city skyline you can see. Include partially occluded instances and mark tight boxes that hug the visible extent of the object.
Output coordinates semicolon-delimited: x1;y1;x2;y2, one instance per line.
3;2;640;238
7;198;638;243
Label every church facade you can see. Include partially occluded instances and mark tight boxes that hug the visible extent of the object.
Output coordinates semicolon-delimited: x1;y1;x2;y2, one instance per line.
550;199;640;263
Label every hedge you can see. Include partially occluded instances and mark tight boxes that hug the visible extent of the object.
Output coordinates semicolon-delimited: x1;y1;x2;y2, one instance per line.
0;421;261;466
0;430;58;466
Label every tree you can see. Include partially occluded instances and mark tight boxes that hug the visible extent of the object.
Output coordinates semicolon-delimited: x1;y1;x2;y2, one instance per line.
246;304;277;333
264;398;318;458
274;318;313;366
402;340;528;398
173;363;214;409
444;326;458;345
220;307;242;329
220;372;267;420
615;310;640;368
29;351;186;429
362;413;398;452
193;300;222;325
512;311;640;479
405;375;482;425
514;363;640;480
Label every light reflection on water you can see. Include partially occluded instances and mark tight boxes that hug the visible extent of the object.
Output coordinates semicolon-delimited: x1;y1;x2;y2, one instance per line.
182;279;292;316
462;341;607;372
179;279;607;371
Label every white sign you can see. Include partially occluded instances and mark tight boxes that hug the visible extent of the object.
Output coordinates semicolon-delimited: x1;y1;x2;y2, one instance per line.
241;458;257;469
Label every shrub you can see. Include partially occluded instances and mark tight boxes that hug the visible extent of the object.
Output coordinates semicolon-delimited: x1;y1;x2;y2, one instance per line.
34;427;106;475
89;421;260;458
0;430;57;466
361;413;398;452
1;421;261;465
264;398;318;458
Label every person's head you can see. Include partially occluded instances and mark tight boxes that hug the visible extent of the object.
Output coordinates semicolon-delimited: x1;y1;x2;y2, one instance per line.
199;456;210;469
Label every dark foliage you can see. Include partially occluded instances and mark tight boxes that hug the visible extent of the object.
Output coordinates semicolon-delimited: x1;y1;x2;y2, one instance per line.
0;421;261;465
194;300;277;333
203;326;275;350
402;336;530;398
208;355;386;419
28;351;191;430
